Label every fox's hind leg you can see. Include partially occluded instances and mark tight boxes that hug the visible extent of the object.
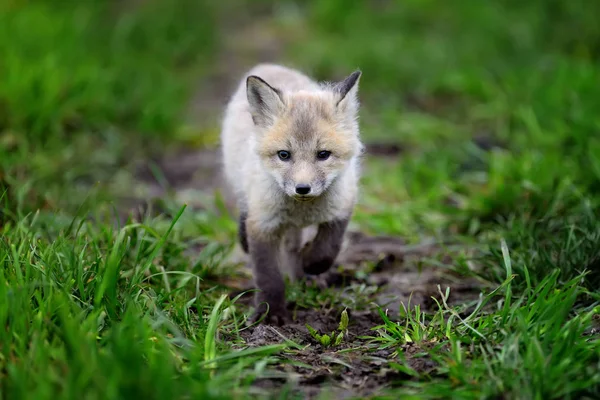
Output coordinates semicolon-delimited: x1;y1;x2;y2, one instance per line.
302;217;349;275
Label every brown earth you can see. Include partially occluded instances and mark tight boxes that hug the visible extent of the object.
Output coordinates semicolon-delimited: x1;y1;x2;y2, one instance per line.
116;6;485;398
125;144;483;399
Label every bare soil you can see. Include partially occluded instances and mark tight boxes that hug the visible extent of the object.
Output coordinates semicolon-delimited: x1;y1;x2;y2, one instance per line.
124;142;483;398
232;230;479;398
117;9;485;398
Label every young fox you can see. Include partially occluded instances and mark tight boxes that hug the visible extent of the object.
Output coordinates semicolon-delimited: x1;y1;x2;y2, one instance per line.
220;63;363;325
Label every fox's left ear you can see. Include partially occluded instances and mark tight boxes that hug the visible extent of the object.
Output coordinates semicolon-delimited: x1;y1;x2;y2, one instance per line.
334;70;361;112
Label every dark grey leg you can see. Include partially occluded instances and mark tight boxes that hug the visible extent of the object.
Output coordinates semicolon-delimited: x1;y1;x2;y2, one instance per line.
302;218;349;275
248;236;289;325
238;212;249;253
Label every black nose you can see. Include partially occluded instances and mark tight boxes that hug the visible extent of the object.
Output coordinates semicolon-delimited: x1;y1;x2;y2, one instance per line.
295;184;311;195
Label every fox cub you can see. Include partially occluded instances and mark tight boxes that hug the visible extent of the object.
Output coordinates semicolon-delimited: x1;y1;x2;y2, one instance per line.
220;63;363;325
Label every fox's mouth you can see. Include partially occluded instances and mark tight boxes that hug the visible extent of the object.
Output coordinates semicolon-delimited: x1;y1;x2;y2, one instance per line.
292;195;316;202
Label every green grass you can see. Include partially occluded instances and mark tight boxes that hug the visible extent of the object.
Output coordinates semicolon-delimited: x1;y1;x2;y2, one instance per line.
374;254;599;399
0;0;215;141
1;0;600;399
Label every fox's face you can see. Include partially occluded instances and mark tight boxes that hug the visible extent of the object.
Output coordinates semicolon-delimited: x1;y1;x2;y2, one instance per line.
246;71;362;201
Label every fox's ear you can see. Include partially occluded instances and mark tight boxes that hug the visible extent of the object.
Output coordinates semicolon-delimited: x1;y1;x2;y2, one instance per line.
334;70;361;112
246;75;284;127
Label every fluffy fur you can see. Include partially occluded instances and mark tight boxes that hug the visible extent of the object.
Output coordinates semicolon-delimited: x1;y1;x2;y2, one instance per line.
220;63;363;324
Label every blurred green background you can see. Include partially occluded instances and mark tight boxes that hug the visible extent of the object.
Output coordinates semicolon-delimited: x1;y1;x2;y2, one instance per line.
2;0;599;228
1;0;599;398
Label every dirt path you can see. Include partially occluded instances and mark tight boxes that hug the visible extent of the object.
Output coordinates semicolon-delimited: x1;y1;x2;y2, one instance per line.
119;8;483;398
232;232;481;398
127;142;481;398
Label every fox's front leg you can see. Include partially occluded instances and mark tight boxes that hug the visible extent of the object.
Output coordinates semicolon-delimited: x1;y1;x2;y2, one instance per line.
238;212;249;253
302;218;349;275
281;228;304;281
246;229;289;326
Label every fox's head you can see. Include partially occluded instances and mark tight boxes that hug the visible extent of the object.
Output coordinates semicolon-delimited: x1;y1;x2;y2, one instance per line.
246;70;362;201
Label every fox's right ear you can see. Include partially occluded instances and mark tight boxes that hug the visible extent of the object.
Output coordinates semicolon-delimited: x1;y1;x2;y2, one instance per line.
246;75;284;127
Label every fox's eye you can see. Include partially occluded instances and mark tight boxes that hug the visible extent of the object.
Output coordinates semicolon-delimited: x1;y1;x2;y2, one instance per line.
316;151;331;160
277;150;291;161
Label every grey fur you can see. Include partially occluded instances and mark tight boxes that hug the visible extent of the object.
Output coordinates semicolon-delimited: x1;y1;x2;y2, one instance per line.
220;64;363;325
246;75;283;127
302;218;350;275
248;218;348;324
334;70;362;105
289;98;332;140
248;237;289;325
238;212;249;253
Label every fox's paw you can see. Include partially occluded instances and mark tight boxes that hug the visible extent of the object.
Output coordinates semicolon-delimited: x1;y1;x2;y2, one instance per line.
303;256;335;275
248;302;291;326
248;291;290;326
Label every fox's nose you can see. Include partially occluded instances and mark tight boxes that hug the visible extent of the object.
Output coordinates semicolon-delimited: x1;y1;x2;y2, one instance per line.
295;184;311;195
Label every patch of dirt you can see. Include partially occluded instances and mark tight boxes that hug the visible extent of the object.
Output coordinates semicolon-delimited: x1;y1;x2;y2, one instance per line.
234;231;482;315
123;142;482;397
238;310;400;399
133;148;223;199
236;298;448;399
185;5;290;128
113;5;483;398
120;5;291;217
223;230;481;398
